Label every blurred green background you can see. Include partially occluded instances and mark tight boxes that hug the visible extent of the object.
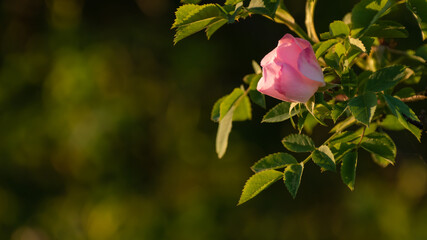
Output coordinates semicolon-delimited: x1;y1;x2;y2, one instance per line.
0;0;426;239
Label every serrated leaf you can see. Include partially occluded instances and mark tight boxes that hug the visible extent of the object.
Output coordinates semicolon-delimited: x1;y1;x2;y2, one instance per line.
407;0;427;40
173;4;225;44
282;134;316;152
216;106;234;158
174;17;223;44
361;132;396;162
351;0;394;37
330;142;356;161
248;0;280;18
364;20;409;38
262;102;300;123
349;37;366;52
348;92;377;126
251;152;298;173
383;94;422;140
206;18;228;39
233;95;252;121
238;170;283;205
331;101;348;123
341;151;357;191
360;37;375;54
312;145;336;172
219;88;244;121
328;131;360;145
315;39;339;58
283;163;304;199
341;69;357;98
329;20;350;37
172;4;201;28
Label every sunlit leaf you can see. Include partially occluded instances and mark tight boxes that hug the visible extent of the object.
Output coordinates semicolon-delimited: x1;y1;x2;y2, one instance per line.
341;151;357;190
238;170;283;205
251;152;298;173
283;163;304;199
282;134;316;152
312;145;336;172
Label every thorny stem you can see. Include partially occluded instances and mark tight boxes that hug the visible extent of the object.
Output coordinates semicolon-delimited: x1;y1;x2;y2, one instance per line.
302;154;312;165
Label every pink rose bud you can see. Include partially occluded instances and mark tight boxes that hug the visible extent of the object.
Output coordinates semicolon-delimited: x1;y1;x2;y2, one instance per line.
257;34;325;103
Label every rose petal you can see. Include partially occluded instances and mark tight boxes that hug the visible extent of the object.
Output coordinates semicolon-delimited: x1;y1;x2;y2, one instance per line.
274;63;321;103
297;47;325;85
260;48;277;67
276;35;303;70
257;65;292;102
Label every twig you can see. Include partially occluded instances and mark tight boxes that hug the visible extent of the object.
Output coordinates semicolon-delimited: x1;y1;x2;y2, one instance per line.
400;95;427;102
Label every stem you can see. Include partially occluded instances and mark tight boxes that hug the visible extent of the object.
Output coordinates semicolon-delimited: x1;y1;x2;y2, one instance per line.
357;127;366;147
274;8;312;43
302;154;312;165
305;0;320;43
386;47;427;65
400;95;427;102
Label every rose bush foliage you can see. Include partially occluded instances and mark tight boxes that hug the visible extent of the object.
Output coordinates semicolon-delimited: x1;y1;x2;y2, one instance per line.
173;0;427;204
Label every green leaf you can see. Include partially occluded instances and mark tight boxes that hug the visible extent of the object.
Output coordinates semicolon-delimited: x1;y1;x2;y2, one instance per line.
365;65;406;92
283;163;304;199
407;0;427;40
364;20;409;38
252;60;262;74
262;102;300;123
251;152;298;173
330;142;356;161
211;96;227;122
361;132;396;163
349;37;366;52
282;134;316;152
329;21;350;37
331;101;348;123
351;0;394;37
238;170;283;205
348;92;377;126
379;114;405;131
248;0;280;18
341;151;357;191
233;95;252;121
173;4;225;44
215;106;234;158
360;37;375;54
416;44;427;60
328;131;360;145
312;145;336;172
371;153;392;167
249;91;266;109
243;73;261;85
206;18;228;39
394;87;415;99
225;0;244;5
341;69;357;98
383;94;422;140
315;39;339;58
219;88;244;121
